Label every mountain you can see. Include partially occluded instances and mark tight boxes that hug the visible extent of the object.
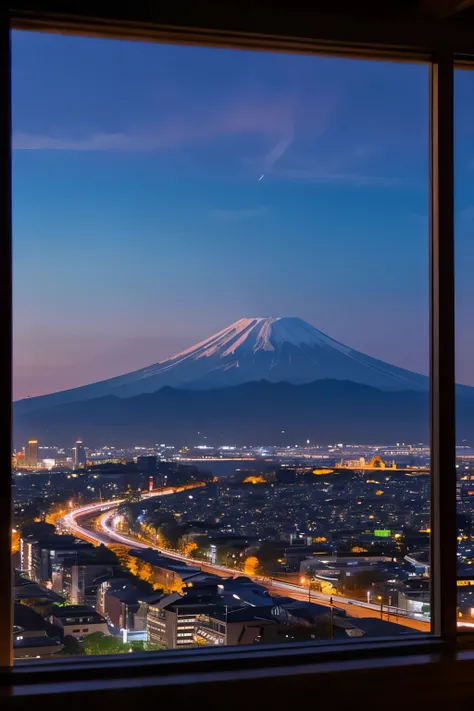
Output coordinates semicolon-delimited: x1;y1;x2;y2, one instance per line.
15;317;430;415
13;379;433;447
13;378;474;448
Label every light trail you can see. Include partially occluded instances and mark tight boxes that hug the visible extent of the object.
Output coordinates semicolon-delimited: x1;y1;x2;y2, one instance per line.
61;493;430;633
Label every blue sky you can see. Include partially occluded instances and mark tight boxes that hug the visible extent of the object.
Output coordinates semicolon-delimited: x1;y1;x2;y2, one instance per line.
10;31;474;398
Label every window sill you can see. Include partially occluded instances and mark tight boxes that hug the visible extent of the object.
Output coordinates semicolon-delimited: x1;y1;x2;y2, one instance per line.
4;638;474;707
0;636;452;688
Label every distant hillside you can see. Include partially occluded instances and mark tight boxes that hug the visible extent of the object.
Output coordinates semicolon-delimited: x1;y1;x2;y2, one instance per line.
15;378;473;448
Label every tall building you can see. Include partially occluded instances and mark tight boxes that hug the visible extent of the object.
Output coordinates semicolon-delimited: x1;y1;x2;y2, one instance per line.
73;440;86;469
27;440;38;469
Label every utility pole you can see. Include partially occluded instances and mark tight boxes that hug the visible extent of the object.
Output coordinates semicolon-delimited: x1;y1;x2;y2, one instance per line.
329;601;334;640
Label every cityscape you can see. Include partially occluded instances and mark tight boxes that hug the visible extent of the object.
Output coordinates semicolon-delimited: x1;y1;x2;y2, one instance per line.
10;31;474;661
11;431;474;658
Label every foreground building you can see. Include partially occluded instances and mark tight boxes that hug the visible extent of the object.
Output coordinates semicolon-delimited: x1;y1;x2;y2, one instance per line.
49;605;109;639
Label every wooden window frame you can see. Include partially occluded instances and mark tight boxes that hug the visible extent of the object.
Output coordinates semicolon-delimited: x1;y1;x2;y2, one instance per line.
0;1;467;677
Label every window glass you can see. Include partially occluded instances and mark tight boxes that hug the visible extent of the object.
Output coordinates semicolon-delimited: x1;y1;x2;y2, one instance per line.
455;68;474;630
11;31;430;659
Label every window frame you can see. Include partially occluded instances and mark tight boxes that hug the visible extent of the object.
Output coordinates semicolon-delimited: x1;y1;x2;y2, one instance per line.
1;0;469;678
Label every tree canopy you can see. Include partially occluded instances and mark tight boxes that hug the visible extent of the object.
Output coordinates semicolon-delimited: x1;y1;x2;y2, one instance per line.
81;632;164;655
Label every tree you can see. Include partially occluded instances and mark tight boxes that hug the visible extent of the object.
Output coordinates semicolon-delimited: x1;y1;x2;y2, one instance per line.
164;577;185;596
117;503;138;529
254;542;286;575
158;520;185;550
180;538;198;558
244;556;260;576
124;490;142;503
108;544;130;566
320;580;337;596
62;635;84;656
140;521;158;543
108;545;164;591
45;502;69;526
127;641;160;653
82;632;125;655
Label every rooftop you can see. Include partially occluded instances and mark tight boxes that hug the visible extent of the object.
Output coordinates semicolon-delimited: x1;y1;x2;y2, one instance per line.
50;605;106;622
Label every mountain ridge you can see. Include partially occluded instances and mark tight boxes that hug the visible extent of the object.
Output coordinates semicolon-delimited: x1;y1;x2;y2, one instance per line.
17;376;474;448
15;316;431;415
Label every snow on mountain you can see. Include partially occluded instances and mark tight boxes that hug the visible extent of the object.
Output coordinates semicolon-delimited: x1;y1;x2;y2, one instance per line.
15;316;429;414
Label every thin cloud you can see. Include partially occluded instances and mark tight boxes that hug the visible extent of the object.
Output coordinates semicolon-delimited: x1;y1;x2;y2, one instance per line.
262;131;294;174
13;131;142;151
12;92;298;152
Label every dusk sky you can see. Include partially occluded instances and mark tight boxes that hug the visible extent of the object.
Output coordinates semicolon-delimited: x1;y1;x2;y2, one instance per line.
11;31;474;399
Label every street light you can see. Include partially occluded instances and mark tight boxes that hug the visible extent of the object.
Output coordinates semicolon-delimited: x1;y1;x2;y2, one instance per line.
300;576;311;602
367;590;371;604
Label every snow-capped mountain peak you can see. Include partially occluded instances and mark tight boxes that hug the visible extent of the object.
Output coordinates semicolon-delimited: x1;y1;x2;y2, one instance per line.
15;316;430;414
173;317;342;360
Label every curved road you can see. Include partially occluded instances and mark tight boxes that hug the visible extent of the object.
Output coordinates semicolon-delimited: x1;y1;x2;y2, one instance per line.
61;494;430;633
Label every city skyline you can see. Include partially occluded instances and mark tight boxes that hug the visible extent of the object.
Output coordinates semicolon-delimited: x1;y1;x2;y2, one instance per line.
11;31;474;399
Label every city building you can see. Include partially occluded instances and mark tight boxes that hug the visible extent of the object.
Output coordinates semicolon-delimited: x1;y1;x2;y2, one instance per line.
194;606;278;646
20;526;93;587
147;593;215;649
127;549;202;590
96;576;154;632
49;605;109;639
14;603;63;659
73;440;86;469
61;549;118;606
27;439;38;469
14;571;64;615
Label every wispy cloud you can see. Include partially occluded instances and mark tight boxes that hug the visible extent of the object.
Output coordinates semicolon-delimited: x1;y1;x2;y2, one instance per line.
211;207;268;222
12;91;298;153
267;139;409;188
12;131;143;151
261;131;294;176
13;90;399;189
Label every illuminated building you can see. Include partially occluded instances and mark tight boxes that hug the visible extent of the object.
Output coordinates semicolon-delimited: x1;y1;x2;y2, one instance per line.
73;440;86;468
147;600;202;649
27;440;38;469
49;605;109;640
16;450;26;468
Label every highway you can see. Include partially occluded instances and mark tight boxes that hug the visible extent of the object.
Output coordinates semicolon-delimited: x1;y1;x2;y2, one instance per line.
61;494;430;633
